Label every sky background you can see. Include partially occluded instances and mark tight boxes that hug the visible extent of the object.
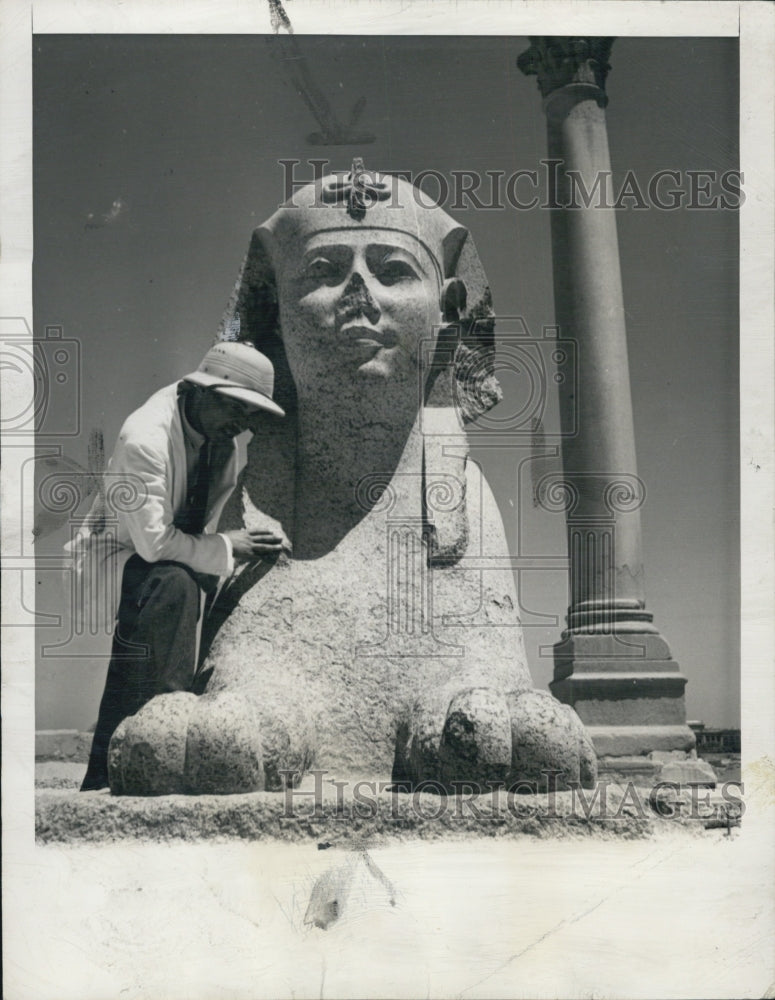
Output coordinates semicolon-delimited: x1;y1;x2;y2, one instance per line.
33;34;739;730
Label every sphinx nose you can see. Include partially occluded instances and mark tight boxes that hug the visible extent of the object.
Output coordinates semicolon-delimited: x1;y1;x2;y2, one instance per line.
337;271;381;325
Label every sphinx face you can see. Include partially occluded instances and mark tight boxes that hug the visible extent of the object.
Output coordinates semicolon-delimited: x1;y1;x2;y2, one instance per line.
275;229;442;398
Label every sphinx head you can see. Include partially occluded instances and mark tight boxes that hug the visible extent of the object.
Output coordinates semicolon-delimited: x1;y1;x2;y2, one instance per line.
219;166;501;421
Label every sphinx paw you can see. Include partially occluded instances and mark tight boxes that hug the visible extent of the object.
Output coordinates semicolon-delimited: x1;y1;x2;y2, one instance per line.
107;691;265;795
438;687;513;788
505;689;598;791
402;686;513;789
403;686;597;792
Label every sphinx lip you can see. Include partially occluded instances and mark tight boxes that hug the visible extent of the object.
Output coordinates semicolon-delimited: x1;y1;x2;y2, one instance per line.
341;323;398;349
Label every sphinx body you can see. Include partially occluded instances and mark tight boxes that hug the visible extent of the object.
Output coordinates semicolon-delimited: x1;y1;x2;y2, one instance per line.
108;169;596;795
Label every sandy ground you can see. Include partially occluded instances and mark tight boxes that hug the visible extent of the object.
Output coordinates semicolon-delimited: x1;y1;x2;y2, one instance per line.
7;802;775;1000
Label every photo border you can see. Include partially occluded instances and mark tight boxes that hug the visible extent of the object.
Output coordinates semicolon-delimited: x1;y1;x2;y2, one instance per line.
2;2;773;997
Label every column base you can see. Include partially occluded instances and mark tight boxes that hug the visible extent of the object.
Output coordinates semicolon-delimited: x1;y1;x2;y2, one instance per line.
550;631;695;757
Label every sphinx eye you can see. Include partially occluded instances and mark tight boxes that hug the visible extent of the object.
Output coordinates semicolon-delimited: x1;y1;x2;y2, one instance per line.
300;257;345;285
373;256;419;286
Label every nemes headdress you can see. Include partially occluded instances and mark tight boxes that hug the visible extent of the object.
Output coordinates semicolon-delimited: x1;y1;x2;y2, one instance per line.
217;162;501;421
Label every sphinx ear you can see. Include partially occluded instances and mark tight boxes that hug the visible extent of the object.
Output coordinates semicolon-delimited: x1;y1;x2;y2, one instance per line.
440;278;467;323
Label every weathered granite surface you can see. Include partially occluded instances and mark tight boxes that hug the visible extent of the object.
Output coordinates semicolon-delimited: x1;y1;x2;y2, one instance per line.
36;781;684;845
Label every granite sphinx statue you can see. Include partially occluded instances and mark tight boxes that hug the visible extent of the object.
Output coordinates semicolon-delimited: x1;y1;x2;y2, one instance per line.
107;166;597;795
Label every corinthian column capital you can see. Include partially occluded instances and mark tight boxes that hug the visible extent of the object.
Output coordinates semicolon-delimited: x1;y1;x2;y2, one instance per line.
517;37;615;99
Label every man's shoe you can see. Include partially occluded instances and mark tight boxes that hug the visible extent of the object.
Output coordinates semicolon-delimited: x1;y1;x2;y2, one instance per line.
79;769;109;792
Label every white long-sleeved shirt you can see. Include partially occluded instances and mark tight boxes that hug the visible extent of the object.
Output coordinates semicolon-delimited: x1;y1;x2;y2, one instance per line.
66;382;250;636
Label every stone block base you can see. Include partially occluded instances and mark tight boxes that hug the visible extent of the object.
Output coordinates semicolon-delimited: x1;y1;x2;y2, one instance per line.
658;756;717;787
597;751;717;787
596;755;662;785
586;724;696;756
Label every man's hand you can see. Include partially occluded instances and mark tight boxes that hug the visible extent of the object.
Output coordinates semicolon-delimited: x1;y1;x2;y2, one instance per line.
226;528;285;562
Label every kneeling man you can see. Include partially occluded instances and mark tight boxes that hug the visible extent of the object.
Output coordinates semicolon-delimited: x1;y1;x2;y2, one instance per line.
74;341;284;791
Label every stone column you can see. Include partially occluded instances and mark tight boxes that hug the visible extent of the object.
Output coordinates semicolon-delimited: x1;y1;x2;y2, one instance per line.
518;38;698;763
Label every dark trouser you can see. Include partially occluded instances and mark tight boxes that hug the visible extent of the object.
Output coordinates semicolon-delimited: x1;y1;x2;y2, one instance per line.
80;556;203;791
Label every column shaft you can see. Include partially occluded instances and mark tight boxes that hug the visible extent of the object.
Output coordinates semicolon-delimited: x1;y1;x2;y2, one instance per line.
546;83;649;630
